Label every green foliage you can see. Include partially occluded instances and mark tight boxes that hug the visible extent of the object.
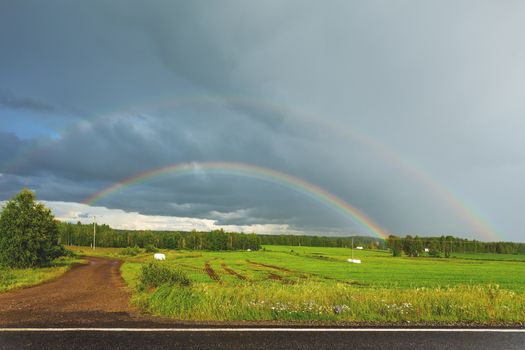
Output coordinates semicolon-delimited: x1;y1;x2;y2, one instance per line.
402;235;424;257
139;261;191;289
120;246;142;256
144;244;158;253
0;189;63;268
388;235;403;257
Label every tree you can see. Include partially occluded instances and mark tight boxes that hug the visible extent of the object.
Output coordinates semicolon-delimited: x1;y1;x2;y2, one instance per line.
0;189;64;268
388;235;403;257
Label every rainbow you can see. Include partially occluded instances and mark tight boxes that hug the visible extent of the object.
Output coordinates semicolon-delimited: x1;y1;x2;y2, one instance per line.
3;95;502;241
83;161;389;239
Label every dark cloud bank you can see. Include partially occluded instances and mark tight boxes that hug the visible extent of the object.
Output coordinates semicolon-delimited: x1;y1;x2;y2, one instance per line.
1;1;524;241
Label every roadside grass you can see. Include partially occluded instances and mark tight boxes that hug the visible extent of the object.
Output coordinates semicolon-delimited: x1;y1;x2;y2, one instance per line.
115;246;525;324
0;256;84;293
67;245;128;258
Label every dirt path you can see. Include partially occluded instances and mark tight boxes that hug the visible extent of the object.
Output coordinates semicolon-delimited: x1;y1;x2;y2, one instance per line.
0;257;146;327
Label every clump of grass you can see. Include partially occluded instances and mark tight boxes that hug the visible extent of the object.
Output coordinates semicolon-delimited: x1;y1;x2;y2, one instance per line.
0;268;14;286
139;262;191;290
144;244;159;253
120;246;142;256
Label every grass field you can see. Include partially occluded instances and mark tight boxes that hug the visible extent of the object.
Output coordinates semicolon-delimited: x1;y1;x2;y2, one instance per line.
0;256;83;293
71;245;525;324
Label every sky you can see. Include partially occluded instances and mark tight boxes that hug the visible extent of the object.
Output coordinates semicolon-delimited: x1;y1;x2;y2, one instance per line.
1;0;524;241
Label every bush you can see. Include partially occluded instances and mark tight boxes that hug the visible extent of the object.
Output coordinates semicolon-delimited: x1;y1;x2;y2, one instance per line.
140;262;191;289
144;244;158;253
428;249;442;258
120;246;142;256
0;189;64;268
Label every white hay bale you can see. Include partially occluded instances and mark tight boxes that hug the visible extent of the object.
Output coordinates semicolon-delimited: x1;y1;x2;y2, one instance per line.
154;253;166;260
347;259;362;264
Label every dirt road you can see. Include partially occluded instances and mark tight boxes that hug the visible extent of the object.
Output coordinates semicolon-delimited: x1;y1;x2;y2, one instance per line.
0;257;146;327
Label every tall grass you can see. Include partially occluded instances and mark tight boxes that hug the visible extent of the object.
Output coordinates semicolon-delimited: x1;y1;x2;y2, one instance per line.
139;262;191;289
129;280;525;324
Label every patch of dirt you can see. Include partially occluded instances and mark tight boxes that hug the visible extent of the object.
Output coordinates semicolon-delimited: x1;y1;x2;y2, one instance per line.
204;262;220;281
247;259;310;280
221;263;247;281
267;273;295;285
0;256;138;326
268;273;282;281
246;260;291;272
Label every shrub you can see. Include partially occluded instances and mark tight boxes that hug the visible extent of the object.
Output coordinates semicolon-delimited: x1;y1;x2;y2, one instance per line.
120;246;142;256
0;189;64;268
144;244;158;253
140;262;191;289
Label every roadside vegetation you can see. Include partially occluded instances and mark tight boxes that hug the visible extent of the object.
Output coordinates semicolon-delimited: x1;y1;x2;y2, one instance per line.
0;256;83;292
0;189;78;292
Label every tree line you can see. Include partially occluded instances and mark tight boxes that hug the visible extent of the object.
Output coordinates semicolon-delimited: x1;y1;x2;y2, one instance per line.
57;221;525;256
57;221;389;251
58;222;262;251
387;234;525;257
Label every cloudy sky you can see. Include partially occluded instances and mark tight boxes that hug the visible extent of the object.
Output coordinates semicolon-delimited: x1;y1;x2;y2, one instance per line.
1;1;524;241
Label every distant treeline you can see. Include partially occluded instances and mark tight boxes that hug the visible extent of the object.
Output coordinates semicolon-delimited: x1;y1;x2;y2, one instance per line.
257;234;386;249
57;221;525;255
387;234;525;257
57;222;385;251
57;222;261;251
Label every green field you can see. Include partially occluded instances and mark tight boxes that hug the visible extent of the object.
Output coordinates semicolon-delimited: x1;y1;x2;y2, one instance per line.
0;256;83;293
80;245;525;324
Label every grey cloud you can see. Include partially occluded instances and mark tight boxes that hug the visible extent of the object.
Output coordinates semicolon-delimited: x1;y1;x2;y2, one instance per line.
0;89;55;112
1;1;525;240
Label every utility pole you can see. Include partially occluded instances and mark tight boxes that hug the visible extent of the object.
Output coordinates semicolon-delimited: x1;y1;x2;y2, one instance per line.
93;216;96;250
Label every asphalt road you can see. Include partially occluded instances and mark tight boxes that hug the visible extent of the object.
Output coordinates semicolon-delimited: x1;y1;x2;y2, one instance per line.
1;328;525;349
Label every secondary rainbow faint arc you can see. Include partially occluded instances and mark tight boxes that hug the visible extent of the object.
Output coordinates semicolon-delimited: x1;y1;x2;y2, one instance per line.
3;94;501;240
83;161;389;239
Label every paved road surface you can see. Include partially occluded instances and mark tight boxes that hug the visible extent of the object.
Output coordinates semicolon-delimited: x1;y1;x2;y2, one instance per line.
1;328;525;349
1;257;524;349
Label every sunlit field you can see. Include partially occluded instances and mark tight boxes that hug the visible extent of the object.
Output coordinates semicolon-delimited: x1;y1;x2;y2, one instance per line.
70;245;525;324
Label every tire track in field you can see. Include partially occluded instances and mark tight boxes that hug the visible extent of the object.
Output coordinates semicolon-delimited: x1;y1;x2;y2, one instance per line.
246;260;291;272
204;262;220;281
221;263;247;281
246;260;310;280
245;260;298;284
267;272;296;284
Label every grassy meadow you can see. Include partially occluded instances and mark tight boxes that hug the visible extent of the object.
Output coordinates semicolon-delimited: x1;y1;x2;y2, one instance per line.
72;245;525;325
0;256;83;293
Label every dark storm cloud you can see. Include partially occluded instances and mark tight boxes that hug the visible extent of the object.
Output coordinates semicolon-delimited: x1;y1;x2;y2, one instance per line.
1;1;525;239
0;89;55;112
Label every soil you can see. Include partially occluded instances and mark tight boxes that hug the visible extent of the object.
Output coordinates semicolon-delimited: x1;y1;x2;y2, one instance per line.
268;273;283;281
0;257;163;327
221;263;247;281
246;260;291;272
204;262;220;281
